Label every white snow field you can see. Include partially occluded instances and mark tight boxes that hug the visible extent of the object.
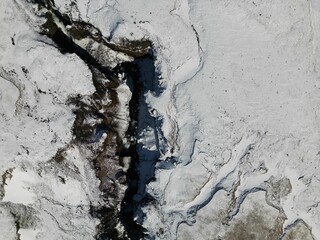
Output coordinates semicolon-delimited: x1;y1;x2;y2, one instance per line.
1;0;320;239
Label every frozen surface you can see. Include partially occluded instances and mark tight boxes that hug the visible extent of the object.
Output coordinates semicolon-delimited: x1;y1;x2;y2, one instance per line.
1;0;320;239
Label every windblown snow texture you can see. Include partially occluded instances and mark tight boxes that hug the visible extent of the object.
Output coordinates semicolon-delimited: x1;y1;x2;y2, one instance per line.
1;0;320;240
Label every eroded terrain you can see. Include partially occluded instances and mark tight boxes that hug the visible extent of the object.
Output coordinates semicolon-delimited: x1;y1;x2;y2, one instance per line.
1;0;320;239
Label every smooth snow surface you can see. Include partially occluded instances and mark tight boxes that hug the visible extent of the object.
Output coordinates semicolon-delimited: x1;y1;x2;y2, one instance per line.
1;0;320;239
18;229;40;240
3;169;37;205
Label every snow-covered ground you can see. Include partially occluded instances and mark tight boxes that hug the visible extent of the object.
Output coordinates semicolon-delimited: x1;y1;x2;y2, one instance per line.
1;0;320;239
0;0;102;239
112;0;320;239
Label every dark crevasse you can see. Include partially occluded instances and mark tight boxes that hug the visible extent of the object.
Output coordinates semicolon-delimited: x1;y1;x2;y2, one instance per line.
117;57;166;240
116;61;145;240
27;0;167;238
133;57;165;203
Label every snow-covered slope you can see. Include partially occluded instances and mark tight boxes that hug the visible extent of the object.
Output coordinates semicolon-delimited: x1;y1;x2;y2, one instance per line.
1;0;320;239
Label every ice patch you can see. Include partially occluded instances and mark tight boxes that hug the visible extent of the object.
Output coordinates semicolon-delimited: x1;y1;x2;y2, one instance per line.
3;169;37;205
18;228;39;240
